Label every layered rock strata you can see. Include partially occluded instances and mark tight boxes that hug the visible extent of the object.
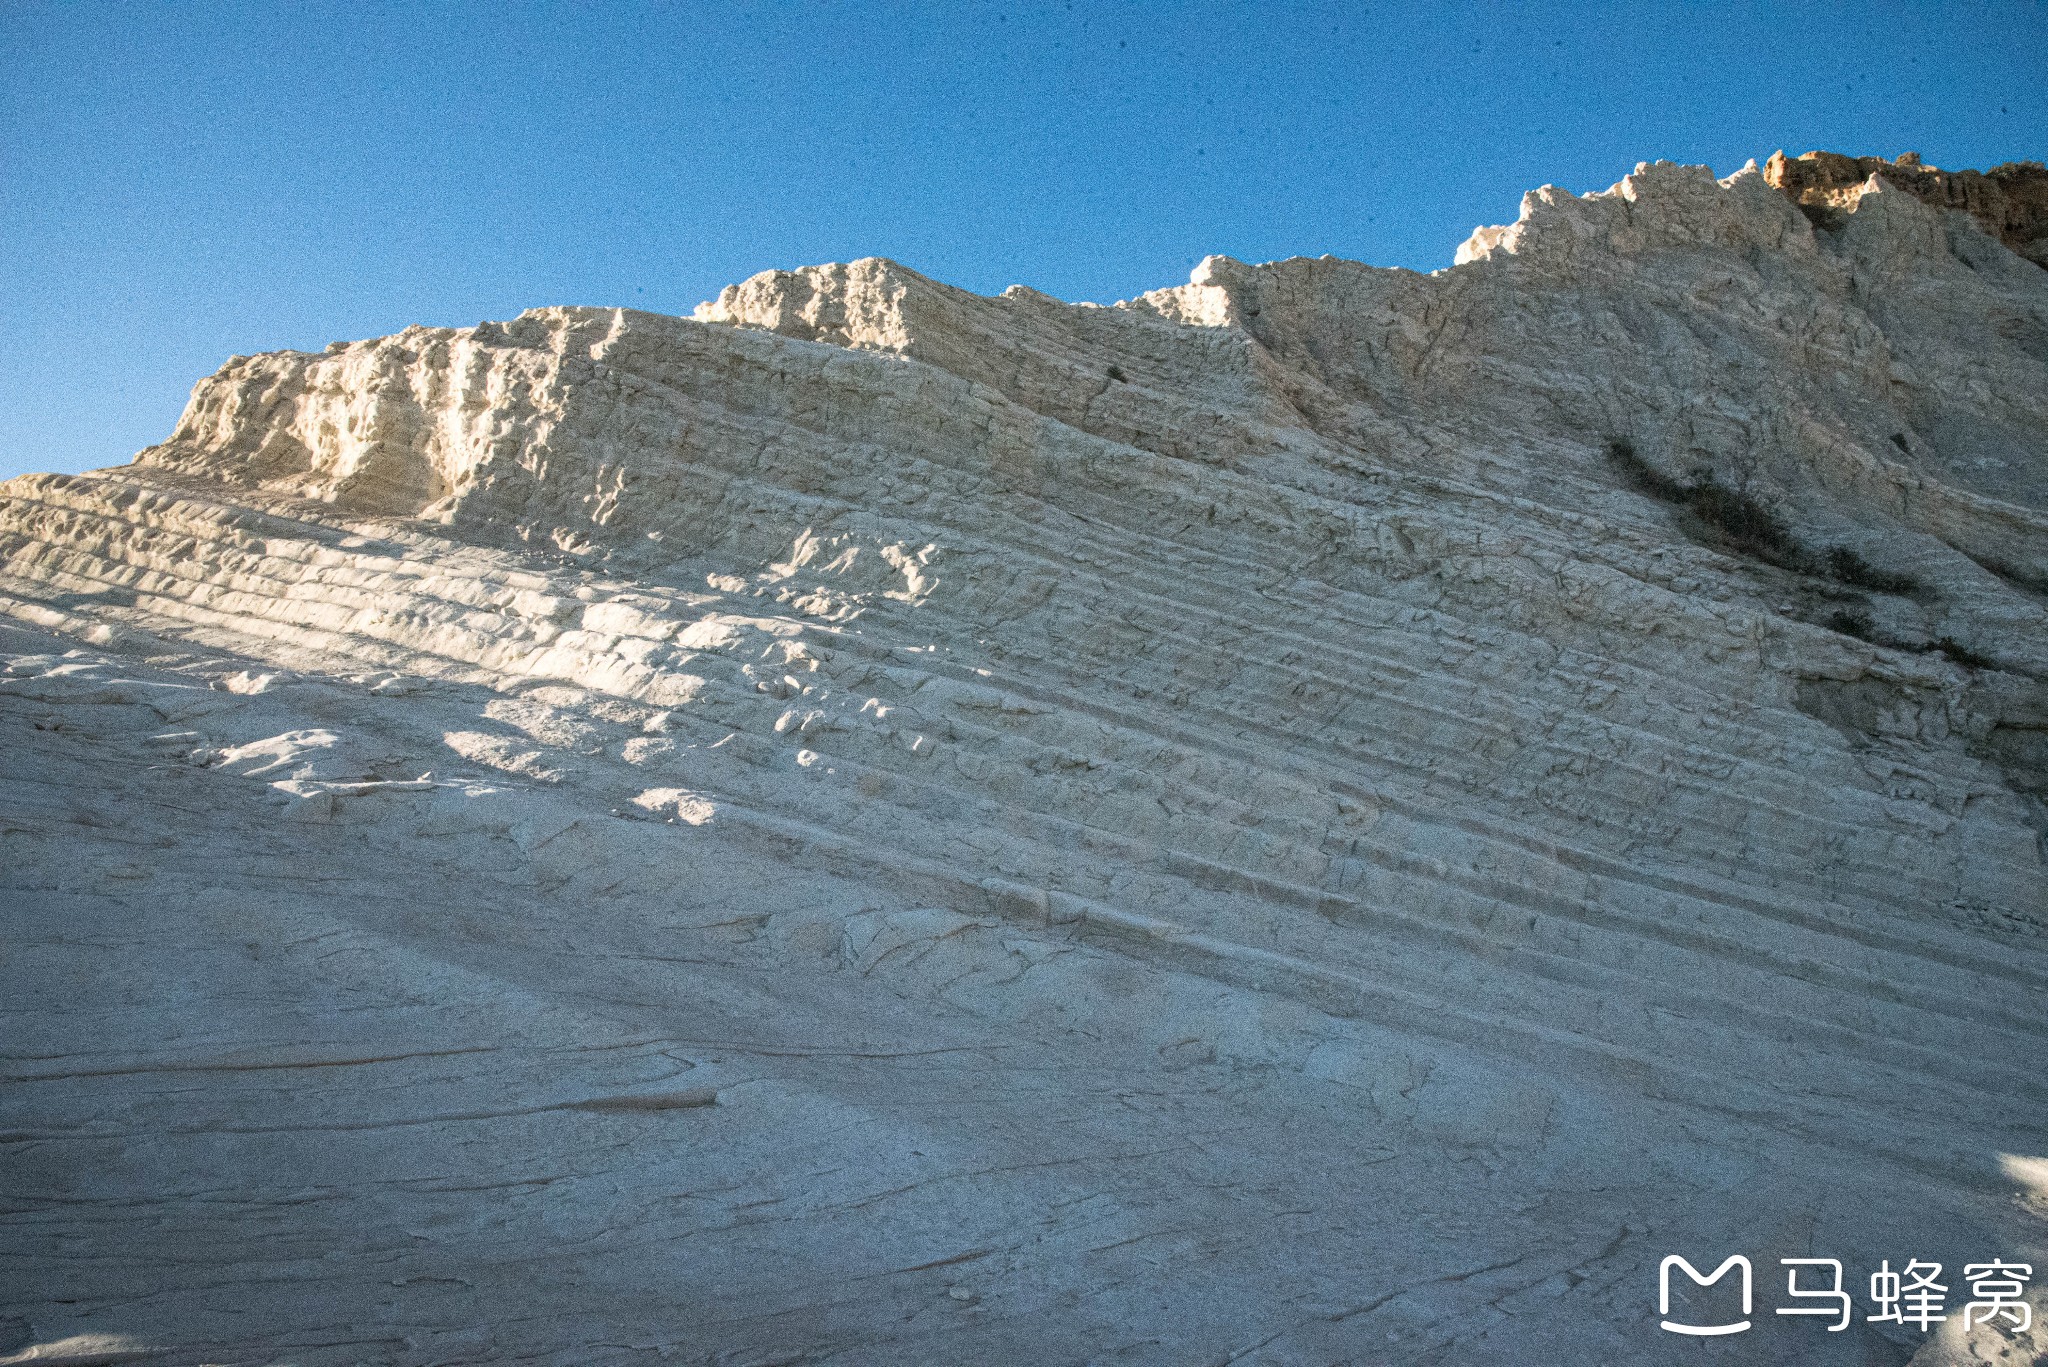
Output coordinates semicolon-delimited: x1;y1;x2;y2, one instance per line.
1766;147;2048;266
2;157;2045;1365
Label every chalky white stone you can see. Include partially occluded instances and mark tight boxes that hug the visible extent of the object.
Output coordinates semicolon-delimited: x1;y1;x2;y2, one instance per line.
2;158;2044;1365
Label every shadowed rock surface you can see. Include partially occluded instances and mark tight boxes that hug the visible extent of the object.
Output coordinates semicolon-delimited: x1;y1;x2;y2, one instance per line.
1765;148;2048;267
2;156;2045;1365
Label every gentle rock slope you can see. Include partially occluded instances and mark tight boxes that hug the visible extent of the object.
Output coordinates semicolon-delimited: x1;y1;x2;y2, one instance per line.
3;157;2046;1365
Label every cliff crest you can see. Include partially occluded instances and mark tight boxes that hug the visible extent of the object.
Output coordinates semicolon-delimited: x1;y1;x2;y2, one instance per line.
1765;147;2048;265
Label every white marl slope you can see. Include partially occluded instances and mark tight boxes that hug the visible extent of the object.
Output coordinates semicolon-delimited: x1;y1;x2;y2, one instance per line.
1;159;2046;1365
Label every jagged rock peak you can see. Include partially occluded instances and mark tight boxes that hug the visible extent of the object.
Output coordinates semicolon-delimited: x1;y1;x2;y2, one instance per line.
1765;147;2048;265
1450;159;1810;267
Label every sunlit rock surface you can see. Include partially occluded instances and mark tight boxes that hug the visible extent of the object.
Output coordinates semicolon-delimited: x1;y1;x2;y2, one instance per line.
3;156;2046;1365
1764;148;2048;266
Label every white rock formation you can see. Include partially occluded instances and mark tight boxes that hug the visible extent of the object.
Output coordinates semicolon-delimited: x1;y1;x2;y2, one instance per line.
2;157;2045;1365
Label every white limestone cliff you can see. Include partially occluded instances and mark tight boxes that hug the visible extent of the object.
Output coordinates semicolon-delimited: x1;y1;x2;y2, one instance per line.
2;157;2045;1365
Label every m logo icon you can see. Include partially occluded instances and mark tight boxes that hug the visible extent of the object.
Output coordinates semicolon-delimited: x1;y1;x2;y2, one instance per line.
1660;1254;1753;1336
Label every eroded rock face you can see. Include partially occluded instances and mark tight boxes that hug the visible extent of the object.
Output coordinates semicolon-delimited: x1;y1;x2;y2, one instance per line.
1765;147;2048;266
2;157;2045;1365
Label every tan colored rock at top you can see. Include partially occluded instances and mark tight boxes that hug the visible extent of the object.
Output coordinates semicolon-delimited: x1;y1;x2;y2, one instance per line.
1765;146;2048;264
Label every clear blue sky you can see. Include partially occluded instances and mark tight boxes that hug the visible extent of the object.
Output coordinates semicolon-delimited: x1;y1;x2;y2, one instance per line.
4;1;2044;482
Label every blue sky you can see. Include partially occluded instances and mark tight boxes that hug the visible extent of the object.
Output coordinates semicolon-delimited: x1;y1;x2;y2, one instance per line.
4;1;2044;482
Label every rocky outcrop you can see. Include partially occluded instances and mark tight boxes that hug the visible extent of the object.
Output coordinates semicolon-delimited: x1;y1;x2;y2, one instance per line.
1766;147;2048;265
2;156;2045;1365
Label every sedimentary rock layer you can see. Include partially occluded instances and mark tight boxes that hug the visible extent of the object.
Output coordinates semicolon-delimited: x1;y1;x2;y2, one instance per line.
2;158;2044;1365
1766;147;2048;266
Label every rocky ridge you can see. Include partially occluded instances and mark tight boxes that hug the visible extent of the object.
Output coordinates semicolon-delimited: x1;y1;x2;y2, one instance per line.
1;156;2045;1365
1765;148;2048;266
